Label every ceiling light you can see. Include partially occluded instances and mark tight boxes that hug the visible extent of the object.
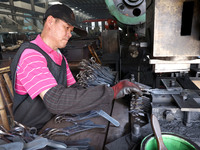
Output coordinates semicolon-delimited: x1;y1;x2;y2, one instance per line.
8;32;18;34
48;2;62;5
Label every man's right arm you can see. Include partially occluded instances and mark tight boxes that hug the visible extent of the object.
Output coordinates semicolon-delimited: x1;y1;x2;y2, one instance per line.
41;84;114;114
40;80;142;115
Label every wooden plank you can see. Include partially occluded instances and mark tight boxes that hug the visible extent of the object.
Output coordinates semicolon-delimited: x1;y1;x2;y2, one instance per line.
0;67;10;74
0;59;12;73
192;80;200;89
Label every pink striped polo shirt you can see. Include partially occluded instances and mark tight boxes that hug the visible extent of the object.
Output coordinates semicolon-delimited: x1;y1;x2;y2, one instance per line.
15;35;76;99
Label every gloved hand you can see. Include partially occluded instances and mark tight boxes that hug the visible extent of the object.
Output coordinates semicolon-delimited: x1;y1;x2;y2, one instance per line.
112;80;143;99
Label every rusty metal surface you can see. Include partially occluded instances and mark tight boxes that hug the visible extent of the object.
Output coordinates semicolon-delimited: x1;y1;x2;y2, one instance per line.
147;0;200;57
101;30;120;55
106;99;130;144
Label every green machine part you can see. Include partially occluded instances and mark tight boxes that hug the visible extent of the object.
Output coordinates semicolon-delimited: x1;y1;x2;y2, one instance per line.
105;0;146;25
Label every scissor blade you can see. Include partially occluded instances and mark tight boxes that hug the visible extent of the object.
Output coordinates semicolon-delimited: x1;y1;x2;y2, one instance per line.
97;110;120;127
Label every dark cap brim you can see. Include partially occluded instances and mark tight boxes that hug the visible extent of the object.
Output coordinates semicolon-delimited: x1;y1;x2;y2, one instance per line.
44;4;87;37
73;27;87;37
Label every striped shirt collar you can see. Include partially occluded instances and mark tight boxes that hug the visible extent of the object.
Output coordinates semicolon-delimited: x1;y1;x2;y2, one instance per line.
31;34;55;54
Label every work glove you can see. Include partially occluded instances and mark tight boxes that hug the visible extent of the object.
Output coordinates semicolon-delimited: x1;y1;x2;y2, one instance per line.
112;80;143;99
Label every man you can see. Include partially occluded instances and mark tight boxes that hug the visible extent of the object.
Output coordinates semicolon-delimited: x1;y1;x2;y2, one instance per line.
10;4;142;130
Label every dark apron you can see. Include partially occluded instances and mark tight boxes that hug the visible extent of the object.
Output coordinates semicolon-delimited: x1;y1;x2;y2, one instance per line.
10;42;67;129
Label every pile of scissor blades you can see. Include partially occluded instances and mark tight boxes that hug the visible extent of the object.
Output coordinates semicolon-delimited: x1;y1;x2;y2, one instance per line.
130;95;151;117
0;122;70;149
77;57;116;88
54;110;100;124
0;122;37;147
54;110;120;127
6;121;37;143
129;95;151;125
41;120;106;139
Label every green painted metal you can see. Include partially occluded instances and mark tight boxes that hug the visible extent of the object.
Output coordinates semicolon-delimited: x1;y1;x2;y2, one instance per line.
105;0;145;25
142;134;197;150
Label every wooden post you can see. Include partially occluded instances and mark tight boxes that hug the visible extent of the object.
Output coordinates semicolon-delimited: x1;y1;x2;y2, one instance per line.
0;93;9;131
0;75;14;121
3;73;14;97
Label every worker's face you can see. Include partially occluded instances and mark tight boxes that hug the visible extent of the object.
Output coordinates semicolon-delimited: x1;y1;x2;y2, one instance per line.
50;18;74;49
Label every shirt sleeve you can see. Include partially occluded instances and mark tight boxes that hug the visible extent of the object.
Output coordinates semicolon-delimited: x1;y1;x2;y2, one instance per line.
16;49;58;99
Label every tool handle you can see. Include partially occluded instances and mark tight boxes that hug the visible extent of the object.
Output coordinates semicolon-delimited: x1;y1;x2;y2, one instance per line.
151;114;168;150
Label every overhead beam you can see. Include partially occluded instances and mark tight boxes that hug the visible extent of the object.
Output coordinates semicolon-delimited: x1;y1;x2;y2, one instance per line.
0;3;44;16
45;0;48;10
30;0;37;26
0;10;43;20
9;0;17;22
34;0;56;4
61;2;111;19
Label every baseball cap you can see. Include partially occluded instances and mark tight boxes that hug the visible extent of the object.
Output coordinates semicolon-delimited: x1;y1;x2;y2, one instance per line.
43;4;87;37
